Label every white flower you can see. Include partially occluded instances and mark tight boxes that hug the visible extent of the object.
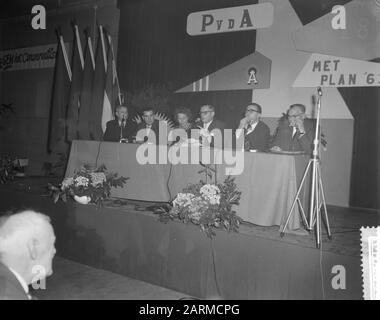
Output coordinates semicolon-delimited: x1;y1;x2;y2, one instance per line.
190;210;202;221
200;184;220;196
173;193;195;208
200;184;220;205
90;172;106;187
74;176;89;187
208;194;220;205
187;196;208;216
61;177;74;190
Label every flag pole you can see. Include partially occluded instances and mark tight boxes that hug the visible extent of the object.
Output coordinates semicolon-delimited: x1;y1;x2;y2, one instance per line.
99;25;107;73
84;28;95;71
59;33;72;82
107;34;122;106
73;23;84;70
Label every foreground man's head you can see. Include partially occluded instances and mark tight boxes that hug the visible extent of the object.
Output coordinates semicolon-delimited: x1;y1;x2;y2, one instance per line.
0;210;56;286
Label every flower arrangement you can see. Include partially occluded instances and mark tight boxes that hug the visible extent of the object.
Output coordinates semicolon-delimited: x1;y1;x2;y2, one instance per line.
47;164;128;207
159;164;242;238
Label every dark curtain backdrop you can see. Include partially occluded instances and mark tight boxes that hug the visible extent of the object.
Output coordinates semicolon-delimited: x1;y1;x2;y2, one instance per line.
339;83;380;210
117;0;257;128
117;0;256;121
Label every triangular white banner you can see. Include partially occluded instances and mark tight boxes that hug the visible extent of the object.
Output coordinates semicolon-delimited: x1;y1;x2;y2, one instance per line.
293;53;380;88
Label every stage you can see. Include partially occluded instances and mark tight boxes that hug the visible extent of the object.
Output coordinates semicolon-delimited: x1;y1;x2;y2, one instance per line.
65;140;311;231
0;177;377;299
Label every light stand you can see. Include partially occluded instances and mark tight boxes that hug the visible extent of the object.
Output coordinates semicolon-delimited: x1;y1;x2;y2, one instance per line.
280;87;332;248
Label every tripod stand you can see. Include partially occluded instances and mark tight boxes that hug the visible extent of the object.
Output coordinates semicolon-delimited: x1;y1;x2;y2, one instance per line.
280;87;332;248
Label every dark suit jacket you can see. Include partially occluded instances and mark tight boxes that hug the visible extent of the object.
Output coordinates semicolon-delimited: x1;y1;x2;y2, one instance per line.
244;120;270;151
207;119;227;132
197;119;227;148
182;122;198;138
103;119;137;142
0;262;29;300
272;118;315;154
136;120;161;144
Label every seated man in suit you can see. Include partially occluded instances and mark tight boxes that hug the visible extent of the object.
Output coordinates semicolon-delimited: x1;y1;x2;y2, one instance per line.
136;107;161;144
103;105;137;142
271;104;315;154
236;103;270;151
0;210;56;300
196;104;226;148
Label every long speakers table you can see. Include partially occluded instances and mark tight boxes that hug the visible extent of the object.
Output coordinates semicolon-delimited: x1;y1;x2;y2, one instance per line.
66;140;309;230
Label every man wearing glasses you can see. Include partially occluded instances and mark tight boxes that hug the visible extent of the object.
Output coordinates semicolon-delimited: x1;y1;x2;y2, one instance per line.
271;104;314;154
236;103;270;151
196;105;226;148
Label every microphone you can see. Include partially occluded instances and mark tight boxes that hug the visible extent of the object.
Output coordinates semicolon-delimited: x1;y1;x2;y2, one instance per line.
317;87;322;96
120;117;124;140
143;136;148;143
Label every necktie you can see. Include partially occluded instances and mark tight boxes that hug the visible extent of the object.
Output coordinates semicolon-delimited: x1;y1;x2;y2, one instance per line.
146;125;152;138
245;123;253;136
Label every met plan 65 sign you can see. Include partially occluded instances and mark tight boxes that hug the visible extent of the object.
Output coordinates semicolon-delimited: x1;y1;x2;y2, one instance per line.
187;3;273;36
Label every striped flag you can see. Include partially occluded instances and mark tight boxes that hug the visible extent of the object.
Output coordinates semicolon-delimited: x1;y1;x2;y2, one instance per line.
101;34;117;133
77;29;95;140
66;22;84;141
192;75;210;92
47;29;71;153
89;25;108;140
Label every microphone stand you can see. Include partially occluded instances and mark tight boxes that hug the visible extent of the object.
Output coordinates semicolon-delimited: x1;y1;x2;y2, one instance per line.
280;87;332;248
120;118;127;143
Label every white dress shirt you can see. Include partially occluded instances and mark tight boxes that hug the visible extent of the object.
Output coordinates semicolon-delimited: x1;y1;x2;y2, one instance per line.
292;126;297;137
292;126;305;138
236;121;258;139
246;121;258;135
203;121;212;131
146;124;152;136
